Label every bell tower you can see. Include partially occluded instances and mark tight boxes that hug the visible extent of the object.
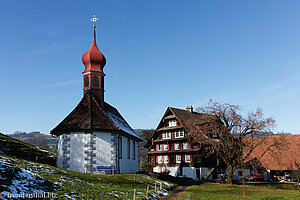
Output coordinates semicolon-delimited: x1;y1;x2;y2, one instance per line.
82;15;106;107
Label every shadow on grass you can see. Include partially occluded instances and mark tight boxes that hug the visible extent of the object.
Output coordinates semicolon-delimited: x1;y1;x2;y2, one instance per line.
152;172;199;186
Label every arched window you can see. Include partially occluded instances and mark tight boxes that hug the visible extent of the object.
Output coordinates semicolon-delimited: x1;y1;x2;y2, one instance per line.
84;76;89;87
92;76;99;87
127;139;130;159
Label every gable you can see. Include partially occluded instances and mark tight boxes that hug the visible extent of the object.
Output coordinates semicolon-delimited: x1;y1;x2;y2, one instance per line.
145;106;211;147
50;92;141;141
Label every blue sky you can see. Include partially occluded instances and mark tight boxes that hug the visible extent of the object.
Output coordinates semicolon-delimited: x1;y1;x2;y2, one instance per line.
0;0;300;134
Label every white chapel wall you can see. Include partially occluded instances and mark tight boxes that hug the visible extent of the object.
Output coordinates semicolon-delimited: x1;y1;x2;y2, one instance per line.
94;131;114;169
56;132;140;174
69;132;85;172
119;135;139;174
56;134;63;168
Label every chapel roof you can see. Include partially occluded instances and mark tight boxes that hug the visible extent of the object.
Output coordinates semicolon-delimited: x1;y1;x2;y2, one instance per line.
50;92;141;141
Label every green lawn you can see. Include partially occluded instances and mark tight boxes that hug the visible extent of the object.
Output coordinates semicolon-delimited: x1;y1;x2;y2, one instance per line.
179;183;299;200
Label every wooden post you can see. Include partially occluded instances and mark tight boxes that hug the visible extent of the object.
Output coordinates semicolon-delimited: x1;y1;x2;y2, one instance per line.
243;168;246;200
133;189;136;200
125;192;128;200
160;182;162;190
134;173;136;182
155;183;157;192
146;186;149;197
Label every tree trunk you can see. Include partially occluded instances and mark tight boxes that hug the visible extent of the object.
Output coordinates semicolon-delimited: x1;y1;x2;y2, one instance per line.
227;164;233;184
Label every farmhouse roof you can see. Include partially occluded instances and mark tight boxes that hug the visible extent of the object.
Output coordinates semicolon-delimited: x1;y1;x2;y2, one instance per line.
247;134;300;170
145;107;214;147
168;107;213;135
50;92;141;141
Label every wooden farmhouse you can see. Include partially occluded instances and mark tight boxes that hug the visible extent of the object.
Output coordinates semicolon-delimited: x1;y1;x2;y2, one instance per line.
51;20;142;174
145;106;219;181
146;105;300;182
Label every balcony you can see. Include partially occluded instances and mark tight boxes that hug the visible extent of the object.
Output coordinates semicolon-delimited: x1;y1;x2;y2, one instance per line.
156;125;184;132
146;149;199;155
153;137;190;143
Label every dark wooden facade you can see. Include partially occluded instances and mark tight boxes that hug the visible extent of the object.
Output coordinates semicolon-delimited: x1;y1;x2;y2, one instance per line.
146;106;217;173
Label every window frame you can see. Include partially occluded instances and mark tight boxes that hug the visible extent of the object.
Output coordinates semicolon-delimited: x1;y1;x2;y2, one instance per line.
174;143;180;150
163;155;169;163
157;144;162;151
163;144;169;151
183;142;189;150
157;155;163;163
169;120;177;127
176;155;181;163
175;130;184;138
162;131;171;139
185;155;191;163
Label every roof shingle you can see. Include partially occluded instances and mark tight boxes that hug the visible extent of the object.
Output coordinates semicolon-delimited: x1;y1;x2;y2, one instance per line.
50;92;141;141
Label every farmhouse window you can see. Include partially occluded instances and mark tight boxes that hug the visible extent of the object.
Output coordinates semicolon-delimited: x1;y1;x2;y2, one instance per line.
183;142;189;150
162;131;171;139
185;155;191;163
174;143;180;150
157;155;163;163
175;130;184;138
163;144;169;151
164;155;169;163
169;120;177;127
157;144;162;151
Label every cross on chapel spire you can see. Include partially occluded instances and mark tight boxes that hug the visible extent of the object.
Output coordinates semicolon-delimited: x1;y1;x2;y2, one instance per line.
91;15;99;28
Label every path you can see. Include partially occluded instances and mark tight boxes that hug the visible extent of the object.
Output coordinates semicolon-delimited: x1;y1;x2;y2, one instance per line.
161;185;191;200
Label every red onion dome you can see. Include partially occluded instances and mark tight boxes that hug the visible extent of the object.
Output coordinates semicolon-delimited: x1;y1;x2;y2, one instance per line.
82;29;106;73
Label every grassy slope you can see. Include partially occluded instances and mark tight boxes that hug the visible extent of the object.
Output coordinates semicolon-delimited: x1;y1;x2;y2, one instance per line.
179;183;299;200
0;155;175;199
0;133;55;165
0;133;176;199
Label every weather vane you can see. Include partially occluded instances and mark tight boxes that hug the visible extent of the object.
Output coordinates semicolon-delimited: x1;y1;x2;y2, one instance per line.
91;15;99;28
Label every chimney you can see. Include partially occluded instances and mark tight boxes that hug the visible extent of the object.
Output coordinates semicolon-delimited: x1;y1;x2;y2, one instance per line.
186;105;193;113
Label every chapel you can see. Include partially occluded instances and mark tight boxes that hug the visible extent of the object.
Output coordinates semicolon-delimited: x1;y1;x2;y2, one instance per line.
51;17;141;174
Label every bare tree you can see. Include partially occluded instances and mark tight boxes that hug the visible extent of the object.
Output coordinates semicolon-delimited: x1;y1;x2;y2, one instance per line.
192;99;285;184
27;132;48;149
138;129;155;171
